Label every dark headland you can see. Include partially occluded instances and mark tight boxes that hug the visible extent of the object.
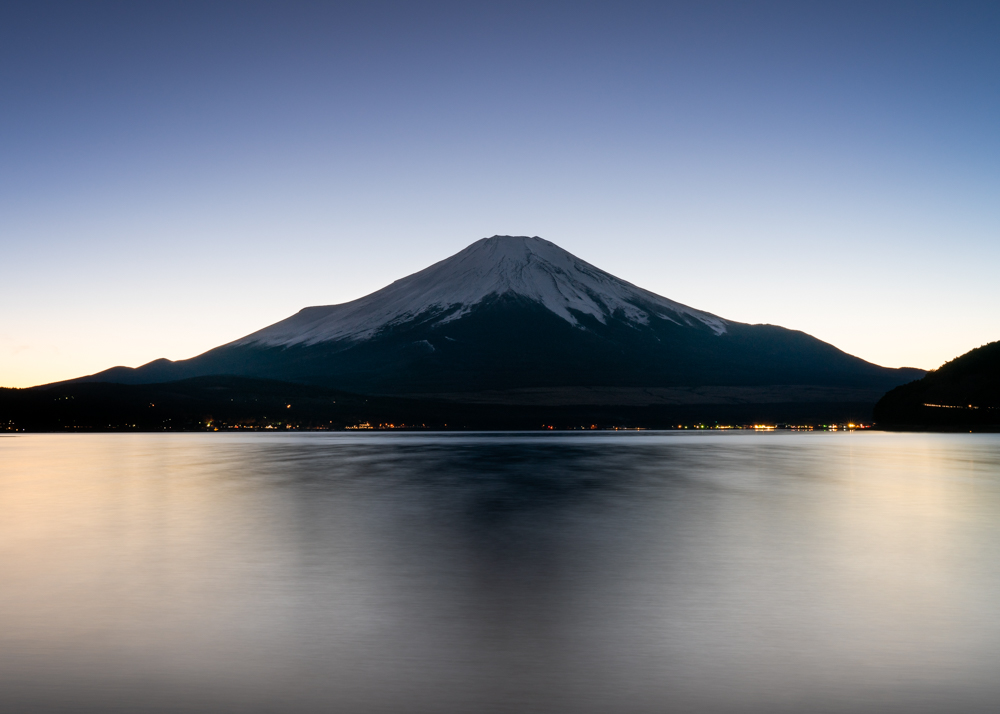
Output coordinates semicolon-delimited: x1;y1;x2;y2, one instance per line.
875;341;1000;431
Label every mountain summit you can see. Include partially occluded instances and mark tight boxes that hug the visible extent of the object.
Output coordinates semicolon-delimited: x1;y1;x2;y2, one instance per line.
71;235;922;406
236;235;726;347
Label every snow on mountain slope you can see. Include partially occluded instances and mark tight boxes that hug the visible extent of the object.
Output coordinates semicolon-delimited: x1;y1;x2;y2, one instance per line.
234;236;728;347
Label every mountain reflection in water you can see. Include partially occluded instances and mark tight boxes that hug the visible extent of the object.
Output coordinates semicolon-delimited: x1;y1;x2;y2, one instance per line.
2;432;1000;714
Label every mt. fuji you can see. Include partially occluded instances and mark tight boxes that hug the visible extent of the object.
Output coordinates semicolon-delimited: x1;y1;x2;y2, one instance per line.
71;236;921;406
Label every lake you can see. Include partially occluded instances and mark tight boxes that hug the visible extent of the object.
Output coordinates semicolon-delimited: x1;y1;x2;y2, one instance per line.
2;431;999;713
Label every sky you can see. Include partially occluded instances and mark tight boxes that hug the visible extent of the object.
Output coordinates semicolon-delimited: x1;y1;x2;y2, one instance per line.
1;0;998;388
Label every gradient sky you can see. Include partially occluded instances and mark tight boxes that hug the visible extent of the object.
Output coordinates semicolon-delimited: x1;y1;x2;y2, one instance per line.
2;1;998;388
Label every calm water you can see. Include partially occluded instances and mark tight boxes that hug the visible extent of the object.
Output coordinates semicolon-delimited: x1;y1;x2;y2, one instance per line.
2;432;1000;714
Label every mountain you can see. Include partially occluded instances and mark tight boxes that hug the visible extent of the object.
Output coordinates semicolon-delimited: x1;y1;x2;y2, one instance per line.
65;235;922;407
874;341;1000;428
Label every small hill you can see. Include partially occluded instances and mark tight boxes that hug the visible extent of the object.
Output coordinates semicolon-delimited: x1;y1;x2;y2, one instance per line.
874;341;1000;428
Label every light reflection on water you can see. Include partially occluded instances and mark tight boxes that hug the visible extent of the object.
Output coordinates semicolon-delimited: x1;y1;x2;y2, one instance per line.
2;431;1000;713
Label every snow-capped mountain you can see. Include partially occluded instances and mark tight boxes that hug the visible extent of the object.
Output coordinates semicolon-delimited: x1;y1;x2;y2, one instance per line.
234;235;726;347
69;235;922;402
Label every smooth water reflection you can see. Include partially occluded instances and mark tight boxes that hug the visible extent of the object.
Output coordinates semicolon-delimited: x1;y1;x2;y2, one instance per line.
2;432;1000;713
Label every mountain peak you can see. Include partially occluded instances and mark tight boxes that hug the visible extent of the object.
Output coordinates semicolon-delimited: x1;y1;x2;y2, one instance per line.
477;234;552;252
235;235;727;347
455;235;579;275
482;234;545;244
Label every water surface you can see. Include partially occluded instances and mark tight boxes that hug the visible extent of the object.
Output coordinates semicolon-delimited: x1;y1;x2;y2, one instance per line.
2;431;1000;713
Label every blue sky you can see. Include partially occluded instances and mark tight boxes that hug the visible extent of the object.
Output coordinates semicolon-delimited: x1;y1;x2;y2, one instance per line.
2;1;998;387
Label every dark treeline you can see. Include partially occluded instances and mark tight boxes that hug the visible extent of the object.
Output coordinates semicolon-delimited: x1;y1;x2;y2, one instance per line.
2;376;876;432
